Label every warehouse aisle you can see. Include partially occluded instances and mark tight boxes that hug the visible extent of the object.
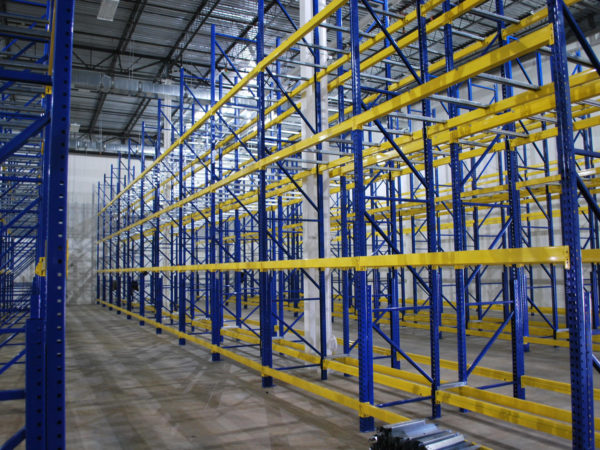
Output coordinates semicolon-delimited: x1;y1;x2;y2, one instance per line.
66;305;365;449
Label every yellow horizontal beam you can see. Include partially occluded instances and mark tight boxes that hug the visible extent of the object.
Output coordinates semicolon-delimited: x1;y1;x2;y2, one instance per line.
100;24;555;242
213;313;590;439
109;0;452;219
97;245;569;274
100;0;589;232
96;300;415;427
582;249;600;263
436;391;573;441
101;76;599;245
138;301;597;443
363;341;600;400
99;0;348;216
115;297;600;405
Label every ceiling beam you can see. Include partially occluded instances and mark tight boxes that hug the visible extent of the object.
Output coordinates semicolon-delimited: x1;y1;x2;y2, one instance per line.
206;0;278;80
159;0;217;78
72;41;211;71
120;0;219;137
121;0;282;139
88;0;148;136
121;97;151;138
71;44;212;80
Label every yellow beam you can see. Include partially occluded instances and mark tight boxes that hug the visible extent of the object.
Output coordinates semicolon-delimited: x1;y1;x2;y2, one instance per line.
96;300;414;426
435;391;573;441
100;25;554;241
98;245;569;274
99;0;348;215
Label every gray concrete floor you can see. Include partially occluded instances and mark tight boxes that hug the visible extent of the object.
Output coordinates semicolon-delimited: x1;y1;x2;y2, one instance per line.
0;304;584;448
66;304;579;449
67;305;366;449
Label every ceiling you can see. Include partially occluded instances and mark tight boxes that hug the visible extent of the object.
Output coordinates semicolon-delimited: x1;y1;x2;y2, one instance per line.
63;0;600;156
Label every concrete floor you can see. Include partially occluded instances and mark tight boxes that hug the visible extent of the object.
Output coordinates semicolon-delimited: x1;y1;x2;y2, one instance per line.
0;304;583;448
67;305;366;449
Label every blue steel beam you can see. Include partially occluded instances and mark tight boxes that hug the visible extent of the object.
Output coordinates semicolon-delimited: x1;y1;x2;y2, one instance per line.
0;115;48;165
416;0;441;419
547;0;595;446
336;6;351;357
257;1;273;388
349;0;374;432
444;0;467;388
496;0;526;398
0;68;51;85
178;67;186;345
210;25;222;360
139;123;146;325
153;101;163;334
40;0;74;446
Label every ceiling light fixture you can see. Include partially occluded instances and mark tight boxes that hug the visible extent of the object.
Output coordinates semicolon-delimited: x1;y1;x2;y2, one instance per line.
97;0;120;22
70;123;80;134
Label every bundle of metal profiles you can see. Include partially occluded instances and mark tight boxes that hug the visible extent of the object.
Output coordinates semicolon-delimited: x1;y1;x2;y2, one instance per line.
369;420;479;449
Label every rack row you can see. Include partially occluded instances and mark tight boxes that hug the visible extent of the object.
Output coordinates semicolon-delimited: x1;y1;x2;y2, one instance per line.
96;0;600;446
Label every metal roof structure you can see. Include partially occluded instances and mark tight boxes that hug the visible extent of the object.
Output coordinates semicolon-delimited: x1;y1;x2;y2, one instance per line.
61;0;598;156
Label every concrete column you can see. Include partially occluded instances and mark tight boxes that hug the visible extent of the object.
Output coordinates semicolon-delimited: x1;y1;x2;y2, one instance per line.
300;0;337;356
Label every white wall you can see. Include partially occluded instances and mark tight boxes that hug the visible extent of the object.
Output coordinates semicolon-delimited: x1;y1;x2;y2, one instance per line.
67;153;140;304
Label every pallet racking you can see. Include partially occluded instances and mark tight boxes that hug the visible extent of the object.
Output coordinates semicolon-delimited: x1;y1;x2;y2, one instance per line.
0;0;74;448
97;0;600;446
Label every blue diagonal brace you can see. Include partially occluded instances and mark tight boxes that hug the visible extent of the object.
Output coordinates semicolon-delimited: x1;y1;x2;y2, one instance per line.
1;427;25;450
577;174;600;223
274;0;316;60
215;40;257;99
462;135;500;184
467;311;514;376
365;102;426;186
193;151;322;289
0;115;49;165
373;323;433;382
465;217;512;286
3;198;38;230
266;67;317;135
360;0;422;84
561;0;600;77
365;211;431;295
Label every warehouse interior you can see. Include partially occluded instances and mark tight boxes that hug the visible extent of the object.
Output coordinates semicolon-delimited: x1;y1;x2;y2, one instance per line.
1;0;600;448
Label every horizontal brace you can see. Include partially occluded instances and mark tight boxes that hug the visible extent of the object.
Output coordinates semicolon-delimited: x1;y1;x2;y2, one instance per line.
0;388;25;401
0;176;41;183
0;25;49;41
0;328;25;334
101;301;598;444
469;7;520;24
0;68;51;85
475;73;539;91
98;246;569;274
98;300;411;426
